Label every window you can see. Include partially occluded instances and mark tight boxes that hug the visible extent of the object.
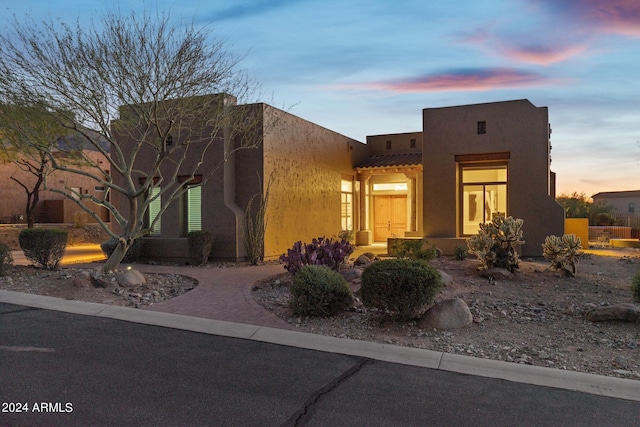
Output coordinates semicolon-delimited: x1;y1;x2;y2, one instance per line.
410;139;417;148
630;203;635;213
461;165;507;235
372;182;408;192
386;140;392;150
185;185;202;233
166;135;173;146
477;121;486;134
70;187;81;200
147;187;162;236
341;180;353;231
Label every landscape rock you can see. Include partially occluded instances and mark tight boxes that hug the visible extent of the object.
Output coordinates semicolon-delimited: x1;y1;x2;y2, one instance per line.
117;269;147;288
72;271;92;288
479;268;513;280
418;298;473;330
340;267;363;282
354;254;373;266
439;271;453;286
586;303;640;323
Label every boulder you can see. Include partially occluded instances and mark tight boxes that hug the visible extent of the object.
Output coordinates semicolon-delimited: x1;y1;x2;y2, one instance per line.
117;269;146;288
479;268;513;280
341;267;363;282
439;271;453;287
72;271;92;288
419;298;473;330
354;254;373;266
586;304;640;323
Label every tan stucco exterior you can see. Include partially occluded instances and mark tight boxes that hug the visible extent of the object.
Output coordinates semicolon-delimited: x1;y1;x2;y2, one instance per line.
422;99;564;256
73;96;566;262
261;105;366;259
0;150;109;223
110;96;367;261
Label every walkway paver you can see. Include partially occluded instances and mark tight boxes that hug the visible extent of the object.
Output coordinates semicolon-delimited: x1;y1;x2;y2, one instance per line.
134;263;295;329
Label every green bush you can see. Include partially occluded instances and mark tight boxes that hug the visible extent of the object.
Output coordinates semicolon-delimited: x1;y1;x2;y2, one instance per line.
18;228;68;269
632;273;640;302
389;238;437;261
100;237;144;263
188;231;214;266
289;265;352;317
360;259;443;319
453;245;467;261
0;243;13;276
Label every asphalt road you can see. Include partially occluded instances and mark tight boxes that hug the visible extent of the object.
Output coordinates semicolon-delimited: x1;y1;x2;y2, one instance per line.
1;302;638;426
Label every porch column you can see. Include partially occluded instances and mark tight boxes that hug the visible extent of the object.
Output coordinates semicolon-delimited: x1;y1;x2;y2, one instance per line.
356;172;372;245
404;171;418;232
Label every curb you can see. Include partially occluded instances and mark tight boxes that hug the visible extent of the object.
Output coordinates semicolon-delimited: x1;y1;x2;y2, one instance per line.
1;289;639;402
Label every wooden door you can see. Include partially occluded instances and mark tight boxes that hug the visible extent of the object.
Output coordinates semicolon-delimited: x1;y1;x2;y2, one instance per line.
374;195;407;241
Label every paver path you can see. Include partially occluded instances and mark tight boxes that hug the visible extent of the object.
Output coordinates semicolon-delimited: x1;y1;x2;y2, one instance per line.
135;263;295;329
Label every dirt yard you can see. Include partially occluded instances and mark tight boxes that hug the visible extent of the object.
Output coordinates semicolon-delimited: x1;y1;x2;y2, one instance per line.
253;250;640;380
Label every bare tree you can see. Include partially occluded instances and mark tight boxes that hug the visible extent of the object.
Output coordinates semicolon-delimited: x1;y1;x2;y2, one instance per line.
0;104;75;227
0;10;264;271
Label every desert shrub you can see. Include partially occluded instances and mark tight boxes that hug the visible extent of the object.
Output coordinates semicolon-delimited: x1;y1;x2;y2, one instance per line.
360;259;443;319
632;273;640;302
453;245;467;261
289;265;352;317
279;237;354;274
243;176;271;265
467;216;524;272
594;212;616;226
389;238;437;261
542;234;583;277
338;229;354;243
188;231;214;266
0;242;13;276
72;210;87;228
100;237;144;263
18;228;68;269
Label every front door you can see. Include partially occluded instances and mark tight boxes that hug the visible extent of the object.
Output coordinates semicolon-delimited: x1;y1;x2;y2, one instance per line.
374;195;407;241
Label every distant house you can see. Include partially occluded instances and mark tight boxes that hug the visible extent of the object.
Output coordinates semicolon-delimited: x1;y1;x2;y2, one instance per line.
0;149;109;224
112;97;564;261
592;190;640;216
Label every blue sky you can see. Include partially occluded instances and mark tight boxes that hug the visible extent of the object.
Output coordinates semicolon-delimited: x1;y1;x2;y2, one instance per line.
4;0;640;196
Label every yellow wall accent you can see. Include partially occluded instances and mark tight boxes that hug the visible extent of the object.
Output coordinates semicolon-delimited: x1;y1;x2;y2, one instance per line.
565;218;589;248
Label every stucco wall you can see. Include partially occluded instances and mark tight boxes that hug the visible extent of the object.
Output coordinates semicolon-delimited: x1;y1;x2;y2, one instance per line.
261;105;364;259
366;132;422;155
0;151;109;223
565;218;589;248
592;192;640;215
423;99;564;256
110;94;242;259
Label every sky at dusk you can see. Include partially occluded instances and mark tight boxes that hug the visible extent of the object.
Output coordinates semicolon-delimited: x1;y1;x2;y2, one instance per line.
4;0;640;197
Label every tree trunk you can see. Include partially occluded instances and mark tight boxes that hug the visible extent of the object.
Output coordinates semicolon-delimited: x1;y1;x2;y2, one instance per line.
26;190;39;228
103;240;129;272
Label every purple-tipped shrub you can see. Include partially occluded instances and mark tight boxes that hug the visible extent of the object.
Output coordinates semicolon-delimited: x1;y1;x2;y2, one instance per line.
279;237;354;274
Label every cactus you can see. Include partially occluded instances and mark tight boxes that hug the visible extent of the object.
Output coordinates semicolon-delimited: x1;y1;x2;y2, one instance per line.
542;234;583;277
467;216;524;272
279;237;354;274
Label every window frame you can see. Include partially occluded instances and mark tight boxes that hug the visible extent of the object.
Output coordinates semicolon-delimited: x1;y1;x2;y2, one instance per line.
459;162;508;236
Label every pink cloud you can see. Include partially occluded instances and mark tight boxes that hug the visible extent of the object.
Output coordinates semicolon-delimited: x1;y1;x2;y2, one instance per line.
500;44;588;66
536;0;640;37
334;69;567;93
